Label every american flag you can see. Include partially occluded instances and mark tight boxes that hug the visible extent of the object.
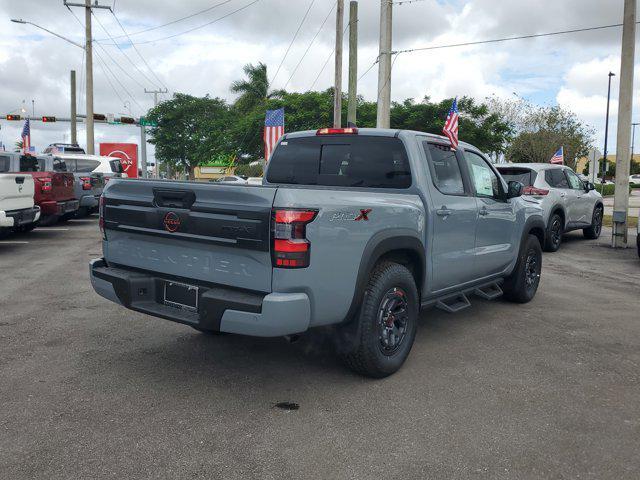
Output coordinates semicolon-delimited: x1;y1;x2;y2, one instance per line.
550;146;564;164
442;98;459;150
21;118;31;154
264;108;284;162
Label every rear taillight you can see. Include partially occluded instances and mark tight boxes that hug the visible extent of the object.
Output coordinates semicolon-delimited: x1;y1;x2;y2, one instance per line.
272;209;317;268
81;176;92;190
523;186;549;196
38;177;52;193
99;195;106;240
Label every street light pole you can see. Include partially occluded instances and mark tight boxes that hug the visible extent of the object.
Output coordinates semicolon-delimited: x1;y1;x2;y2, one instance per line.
631;122;639;162
603;71;616;184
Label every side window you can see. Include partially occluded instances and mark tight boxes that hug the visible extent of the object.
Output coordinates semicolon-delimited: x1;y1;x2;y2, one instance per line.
64;159;77;172
0;155;9;172
423;142;465;195
545;169;569;188
565;169;584;190
53;158;67;172
75;159;100;172
464;150;501;198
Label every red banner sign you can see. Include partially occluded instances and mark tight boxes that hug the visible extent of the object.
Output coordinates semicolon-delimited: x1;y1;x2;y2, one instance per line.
99;143;138;178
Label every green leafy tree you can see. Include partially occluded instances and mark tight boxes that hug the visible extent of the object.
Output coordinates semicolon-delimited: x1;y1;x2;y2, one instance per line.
146;94;232;180
500;102;594;171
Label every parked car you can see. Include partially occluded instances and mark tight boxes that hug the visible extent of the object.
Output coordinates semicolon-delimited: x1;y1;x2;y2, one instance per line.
91;128;546;377
629;174;640;185
0;158;40;238
53;154;112;217
0;152;79;226
215;175;247;184
497;163;603;252
42;143;86;155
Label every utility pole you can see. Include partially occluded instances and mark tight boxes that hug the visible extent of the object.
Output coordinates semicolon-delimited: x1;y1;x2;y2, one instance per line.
64;0;111;154
632;122;639;162
603;72;615;184
376;0;393;128
334;0;344;128
612;0;636;248
70;70;77;144
145;88;168;107
143;88;167;178
347;1;358;126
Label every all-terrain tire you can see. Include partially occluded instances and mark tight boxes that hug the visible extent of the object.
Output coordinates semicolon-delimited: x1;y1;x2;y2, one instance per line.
503;234;542;304
583;205;603;240
543;213;563;252
341;261;419;378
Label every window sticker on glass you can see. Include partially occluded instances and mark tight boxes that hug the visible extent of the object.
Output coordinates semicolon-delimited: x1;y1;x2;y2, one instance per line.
472;164;494;196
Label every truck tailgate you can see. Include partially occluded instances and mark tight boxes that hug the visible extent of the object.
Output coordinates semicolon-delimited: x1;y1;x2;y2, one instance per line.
102;179;277;293
0;174;35;211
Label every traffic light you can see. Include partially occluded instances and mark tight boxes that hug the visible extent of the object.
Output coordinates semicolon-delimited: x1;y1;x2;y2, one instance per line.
93;113;106;121
119;116;135;124
6;114;21;120
42;116;56;123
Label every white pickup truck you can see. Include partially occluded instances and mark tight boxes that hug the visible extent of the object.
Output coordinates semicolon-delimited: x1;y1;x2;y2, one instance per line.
0;170;41;238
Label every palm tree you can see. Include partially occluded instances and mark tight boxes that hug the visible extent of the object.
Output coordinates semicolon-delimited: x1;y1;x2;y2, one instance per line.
230;63;283;112
14;140;23;152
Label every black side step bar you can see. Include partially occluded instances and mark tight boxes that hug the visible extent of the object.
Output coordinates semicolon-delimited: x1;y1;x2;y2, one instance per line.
432;281;504;313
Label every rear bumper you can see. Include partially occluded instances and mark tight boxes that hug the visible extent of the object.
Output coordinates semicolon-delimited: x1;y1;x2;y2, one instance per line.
79;194;100;208
89;259;310;337
40;199;80;216
0;206;41;227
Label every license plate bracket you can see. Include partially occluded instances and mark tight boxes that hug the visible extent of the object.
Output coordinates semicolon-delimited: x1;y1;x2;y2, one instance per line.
163;281;199;312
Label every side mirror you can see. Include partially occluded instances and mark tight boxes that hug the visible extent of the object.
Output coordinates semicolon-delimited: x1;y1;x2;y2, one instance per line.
584;181;595;192
506;180;523;199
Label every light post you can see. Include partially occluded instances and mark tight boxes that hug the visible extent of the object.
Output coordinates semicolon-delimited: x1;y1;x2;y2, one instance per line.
10;18;84;49
602;71;616;185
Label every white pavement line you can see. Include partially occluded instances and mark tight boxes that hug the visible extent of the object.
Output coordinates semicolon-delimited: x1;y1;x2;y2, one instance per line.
35;228;69;232
0;241;29;244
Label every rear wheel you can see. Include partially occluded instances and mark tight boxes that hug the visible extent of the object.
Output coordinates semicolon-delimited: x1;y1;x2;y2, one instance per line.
340;261;419;378
583;205;603;239
0;227;12;239
544;213;563;252
16;223;37;233
504;234;542;303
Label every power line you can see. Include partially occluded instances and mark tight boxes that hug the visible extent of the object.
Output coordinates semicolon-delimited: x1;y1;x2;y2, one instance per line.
95;0;236;41
93;48;144;113
396;22;631;55
92;10;159;88
270;0;316;86
283;1;337;90
309;21;350;91
110;10;169;92
94;52;126;105
394;0;427;5
97;0;262;46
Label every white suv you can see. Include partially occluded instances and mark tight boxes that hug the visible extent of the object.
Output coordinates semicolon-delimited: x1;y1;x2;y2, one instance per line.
497;164;603;252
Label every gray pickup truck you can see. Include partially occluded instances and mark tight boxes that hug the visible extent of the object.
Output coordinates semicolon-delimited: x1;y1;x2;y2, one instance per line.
91;128;545;377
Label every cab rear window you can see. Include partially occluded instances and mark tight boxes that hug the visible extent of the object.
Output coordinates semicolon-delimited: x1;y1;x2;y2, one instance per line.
266;135;411;188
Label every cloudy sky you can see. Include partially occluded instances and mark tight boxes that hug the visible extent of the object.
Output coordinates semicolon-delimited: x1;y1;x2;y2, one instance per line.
0;0;636;163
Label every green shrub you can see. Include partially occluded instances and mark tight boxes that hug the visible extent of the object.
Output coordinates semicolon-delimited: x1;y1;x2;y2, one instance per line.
235;163;263;177
594;183;633;195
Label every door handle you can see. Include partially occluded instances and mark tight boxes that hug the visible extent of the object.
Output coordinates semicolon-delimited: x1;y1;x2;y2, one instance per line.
479;207;489;216
560;192;566;198
436;207;452;217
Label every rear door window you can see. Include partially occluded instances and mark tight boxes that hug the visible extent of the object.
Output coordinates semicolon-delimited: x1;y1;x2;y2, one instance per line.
565;169;584;190
423;142;465;195
546;169;569;188
267;135;411;188
75;158;101;172
497;168;536;186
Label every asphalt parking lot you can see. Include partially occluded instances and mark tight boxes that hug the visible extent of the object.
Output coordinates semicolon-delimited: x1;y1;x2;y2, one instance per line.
1;217;639;479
